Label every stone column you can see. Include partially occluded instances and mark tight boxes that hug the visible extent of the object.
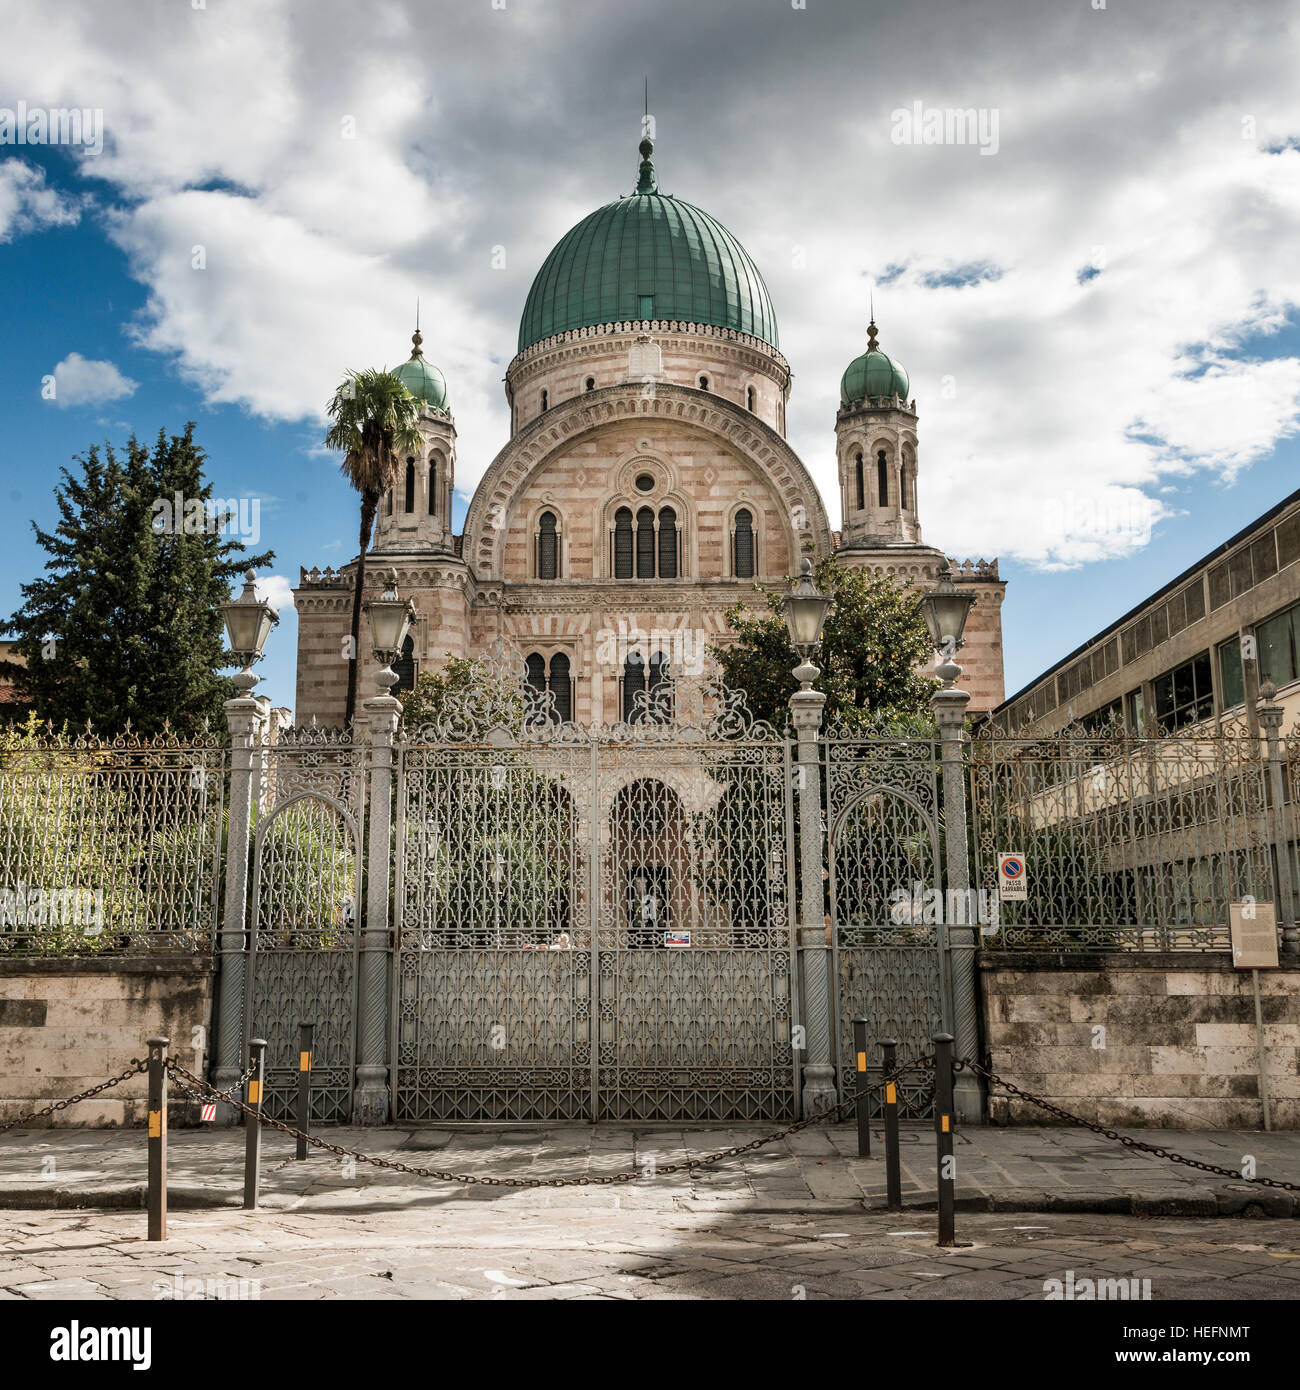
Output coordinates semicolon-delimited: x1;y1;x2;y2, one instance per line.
933;684;984;1123
352;689;402;1123
790;682;836;1116
212;696;267;1122
1258;683;1297;950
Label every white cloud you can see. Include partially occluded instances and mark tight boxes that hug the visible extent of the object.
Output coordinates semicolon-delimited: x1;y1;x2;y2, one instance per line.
253;573;295;614
49;352;137;409
0;159;79;241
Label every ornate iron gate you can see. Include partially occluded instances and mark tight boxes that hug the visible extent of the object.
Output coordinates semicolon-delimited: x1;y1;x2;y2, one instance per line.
390;658;797;1122
245;727;364;1122
826;734;951;1118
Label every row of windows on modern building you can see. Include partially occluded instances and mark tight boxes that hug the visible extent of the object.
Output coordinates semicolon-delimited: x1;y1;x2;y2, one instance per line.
1058;594;1300;736
851;450;916;512
534;507;758;580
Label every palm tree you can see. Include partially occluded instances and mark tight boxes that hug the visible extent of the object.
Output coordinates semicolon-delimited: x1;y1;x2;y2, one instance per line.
324;369;424;726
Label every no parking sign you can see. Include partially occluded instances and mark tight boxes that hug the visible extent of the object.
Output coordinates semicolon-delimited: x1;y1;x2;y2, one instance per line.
997;852;1027;900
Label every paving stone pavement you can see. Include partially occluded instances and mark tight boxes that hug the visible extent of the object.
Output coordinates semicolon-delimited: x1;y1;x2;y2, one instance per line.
2;1206;1299;1301
1;1121;1296;1217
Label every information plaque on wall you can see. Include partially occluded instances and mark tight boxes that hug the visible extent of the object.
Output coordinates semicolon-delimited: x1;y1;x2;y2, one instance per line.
1229;901;1279;969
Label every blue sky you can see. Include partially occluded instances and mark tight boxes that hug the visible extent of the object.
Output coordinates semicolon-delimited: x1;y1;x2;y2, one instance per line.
2;0;1299;717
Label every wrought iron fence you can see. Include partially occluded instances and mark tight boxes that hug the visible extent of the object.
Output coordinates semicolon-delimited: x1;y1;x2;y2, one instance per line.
968;720;1293;950
0;723;227;955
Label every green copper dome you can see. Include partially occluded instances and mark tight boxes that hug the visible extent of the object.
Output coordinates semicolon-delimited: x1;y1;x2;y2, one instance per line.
517;138;779;354
393;329;449;411
840;320;909;406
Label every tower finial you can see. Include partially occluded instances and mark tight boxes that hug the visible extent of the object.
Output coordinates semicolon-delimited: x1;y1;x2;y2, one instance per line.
411;299;424;360
867;309;879;353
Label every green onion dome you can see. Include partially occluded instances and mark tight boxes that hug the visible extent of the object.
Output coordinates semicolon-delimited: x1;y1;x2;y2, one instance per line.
393;329;449;411
518;137;779;354
840;320;910;405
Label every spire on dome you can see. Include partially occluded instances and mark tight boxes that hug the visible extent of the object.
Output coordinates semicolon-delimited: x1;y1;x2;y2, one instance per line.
635;133;658;195
866;318;879;352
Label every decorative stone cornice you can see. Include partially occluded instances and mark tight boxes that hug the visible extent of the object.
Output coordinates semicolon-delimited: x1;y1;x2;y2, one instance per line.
506;320;791;382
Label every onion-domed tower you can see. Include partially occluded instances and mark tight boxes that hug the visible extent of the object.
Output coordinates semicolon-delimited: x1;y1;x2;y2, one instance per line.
374;327;456;554
835;317;921;548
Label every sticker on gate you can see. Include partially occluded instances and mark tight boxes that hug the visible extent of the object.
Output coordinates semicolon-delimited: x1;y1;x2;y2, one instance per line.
664;930;690;947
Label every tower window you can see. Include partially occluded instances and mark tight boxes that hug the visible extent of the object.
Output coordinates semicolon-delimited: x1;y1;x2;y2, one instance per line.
404;459;415;513
540;389;548;412
537;510;559;579
733;508;754;579
698;376;709;391
525;652;547;705
428;460;437;516
657;506;678;579
746;386;756;412
613;507;634;579
635;506;656;579
877;450;889;507
585;377;596;391
901;463;913;512
854;452;864;512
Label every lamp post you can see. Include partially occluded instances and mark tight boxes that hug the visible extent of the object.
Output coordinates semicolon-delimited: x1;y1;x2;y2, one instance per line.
782;558;837;1116
213;571;276;1118
918;565;983;1123
353;569;415;1125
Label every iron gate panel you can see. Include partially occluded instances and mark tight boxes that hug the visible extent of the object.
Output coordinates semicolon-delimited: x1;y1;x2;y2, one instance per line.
826;736;950;1119
390;652;798;1123
246;728;363;1123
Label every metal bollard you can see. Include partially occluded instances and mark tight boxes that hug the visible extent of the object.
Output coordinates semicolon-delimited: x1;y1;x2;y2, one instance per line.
933;1031;956;1247
296;1022;313;1161
851;1017;871;1157
243;1038;267;1210
146;1036;169;1242
881;1036;902;1211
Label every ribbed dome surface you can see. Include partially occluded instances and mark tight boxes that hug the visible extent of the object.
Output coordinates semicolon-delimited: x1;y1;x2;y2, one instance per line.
518;190;779;354
840;321;909;405
394;353;449;411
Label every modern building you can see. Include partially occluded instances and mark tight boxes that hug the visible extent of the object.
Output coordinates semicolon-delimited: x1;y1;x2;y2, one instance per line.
993;485;1300;737
293;135;1006;723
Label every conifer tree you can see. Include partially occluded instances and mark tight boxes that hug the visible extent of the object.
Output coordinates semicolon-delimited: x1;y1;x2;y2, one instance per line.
1;424;273;735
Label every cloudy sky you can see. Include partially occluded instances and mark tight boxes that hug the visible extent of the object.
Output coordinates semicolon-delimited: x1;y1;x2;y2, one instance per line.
2;0;1298;712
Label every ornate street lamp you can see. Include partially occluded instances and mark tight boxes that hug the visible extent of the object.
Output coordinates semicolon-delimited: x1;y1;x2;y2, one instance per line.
220;569;277;692
364;569;415;693
918;565;977;689
782;557;833;690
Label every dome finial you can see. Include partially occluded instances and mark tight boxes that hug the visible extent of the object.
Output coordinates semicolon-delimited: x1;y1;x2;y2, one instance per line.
867;314;879;353
636;81;657;194
411;298;424;360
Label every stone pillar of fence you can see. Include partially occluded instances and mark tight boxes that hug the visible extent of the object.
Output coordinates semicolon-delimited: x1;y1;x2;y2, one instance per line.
790;685;837;1116
353;690;401;1124
212;695;268;1121
933;685;984;1123
1258;683;1297;951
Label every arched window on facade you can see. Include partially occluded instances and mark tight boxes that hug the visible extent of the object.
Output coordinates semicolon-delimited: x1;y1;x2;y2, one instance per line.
404;459;416;513
647;652;672;722
733;508;755;579
548;653;571;722
900;462;912;512
428;459;437;516
746;385;756;412
585;377;596;391
877;450;889;507
622;652;646;722
635;506;656;579
525;652;547;707
613;507;634;579
854;452;864;512
698;375;709;391
540;389;548;412
537;510;559;579
393;634;416;693
657;506;678;579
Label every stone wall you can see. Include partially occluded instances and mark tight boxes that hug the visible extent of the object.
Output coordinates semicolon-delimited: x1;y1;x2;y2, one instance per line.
0;958;213;1127
979;950;1299;1129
